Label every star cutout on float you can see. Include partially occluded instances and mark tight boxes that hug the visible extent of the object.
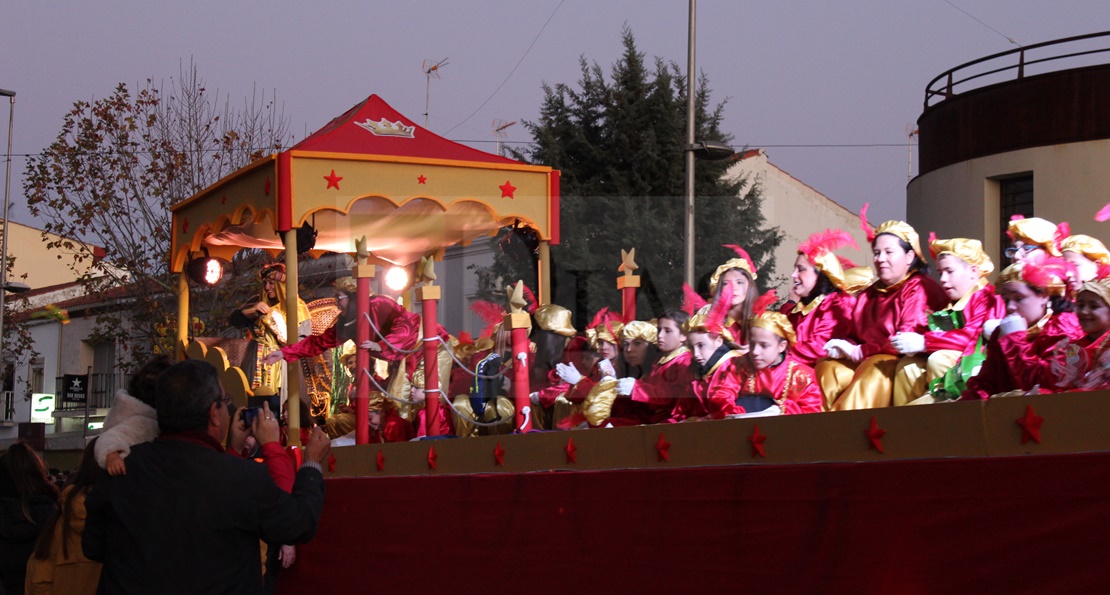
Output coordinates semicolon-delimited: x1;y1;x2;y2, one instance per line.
264;178;271;195
324;169;343;190
499;180;517;199
565;438;577;464
417;175;427;184
866;416;887;454
1016;405;1044;444
494;442;505;467
749;424;767;458
427;446;438;470
376;450;385;472
182;218;189;233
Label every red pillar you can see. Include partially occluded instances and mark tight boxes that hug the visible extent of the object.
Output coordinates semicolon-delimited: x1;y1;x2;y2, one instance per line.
418;285;442;436
353;265;375;445
617;274;640;322
505;311;533;432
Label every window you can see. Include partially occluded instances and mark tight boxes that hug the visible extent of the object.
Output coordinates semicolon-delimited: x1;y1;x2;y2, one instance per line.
999;174;1034;264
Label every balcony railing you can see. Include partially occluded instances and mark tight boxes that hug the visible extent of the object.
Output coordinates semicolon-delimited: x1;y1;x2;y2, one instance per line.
924;31;1110;109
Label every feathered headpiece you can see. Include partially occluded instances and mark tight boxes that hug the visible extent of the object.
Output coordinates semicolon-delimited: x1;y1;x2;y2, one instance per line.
683;280;733;337
1059;234;1110;266
928;235;994;277
585;307;623;352
751;289;778;317
708;244;758;294
260;262;286;282
997;253;1074;297
521;284;539;314
860;203;924;259
682;283;709;316
798;228;858;291
469;299;506;338
1006;216;1062;256
750;311;797;346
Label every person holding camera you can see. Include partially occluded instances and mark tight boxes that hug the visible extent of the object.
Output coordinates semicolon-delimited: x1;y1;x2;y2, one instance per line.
83;360;330;594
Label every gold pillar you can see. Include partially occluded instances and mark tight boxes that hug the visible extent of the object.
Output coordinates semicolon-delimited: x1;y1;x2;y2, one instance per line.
284;231;302;445
176;273;188;361
538;240;551;305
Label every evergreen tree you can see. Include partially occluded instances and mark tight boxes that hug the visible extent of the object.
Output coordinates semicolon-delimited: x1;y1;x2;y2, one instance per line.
486;27;781;323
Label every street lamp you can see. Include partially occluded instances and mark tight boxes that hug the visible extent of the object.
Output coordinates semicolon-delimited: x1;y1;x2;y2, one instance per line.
683;3;735;287
0;88;15;370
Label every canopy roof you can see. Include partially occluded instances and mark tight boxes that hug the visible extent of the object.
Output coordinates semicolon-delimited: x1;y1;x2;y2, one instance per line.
170;94;559;272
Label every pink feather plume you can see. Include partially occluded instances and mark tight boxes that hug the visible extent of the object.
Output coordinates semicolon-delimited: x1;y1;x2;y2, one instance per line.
799;228;858;259
723;244;756;274
469;300;506;338
521;284;538;314
927;231;938;259
1096;202;1110;222
836;255;858;269
858;203;875;243
704;281;733;334
752;289;778;317
587;307;611;330
682;283;708;316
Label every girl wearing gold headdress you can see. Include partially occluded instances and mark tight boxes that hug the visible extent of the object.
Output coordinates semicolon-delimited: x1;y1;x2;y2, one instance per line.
702;245;761;352
892;238;1005;404
615;311;695;425
788;229;873;368
669;286;744;422
1006;216;1065;263
816;208;949;411
1060;234;1110;293
589;319;668;426
739;311;822;415
527;305;578;430
961;254;1085;400
1047;274;1110;391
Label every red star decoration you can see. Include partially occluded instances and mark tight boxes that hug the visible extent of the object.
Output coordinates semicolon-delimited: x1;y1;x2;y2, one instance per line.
655;433;671;462
327;453;336;472
182;218;189;234
499;180;517;199
220;195;227;204
324;169;343;190
1016;405;1044;444
565;438;577;464
264;178;271;195
749;424;767;458
376;450;385;472
866;416;887;454
427;445;437;470
494;442;506;466
417;174;427;184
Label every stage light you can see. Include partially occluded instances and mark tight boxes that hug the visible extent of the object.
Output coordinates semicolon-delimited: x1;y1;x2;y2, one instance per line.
384;266;409;292
187;249;227;286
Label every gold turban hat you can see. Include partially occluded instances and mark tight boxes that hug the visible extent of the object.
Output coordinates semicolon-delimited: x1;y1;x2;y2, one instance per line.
929;237;994;277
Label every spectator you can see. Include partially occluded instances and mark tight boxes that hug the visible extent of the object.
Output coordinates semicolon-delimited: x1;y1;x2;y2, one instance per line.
0;442;59;595
26;439;102;594
82;359;330;594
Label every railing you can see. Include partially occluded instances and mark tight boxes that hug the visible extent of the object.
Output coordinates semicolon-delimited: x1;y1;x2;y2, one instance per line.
53;372;130;411
924;31;1110;109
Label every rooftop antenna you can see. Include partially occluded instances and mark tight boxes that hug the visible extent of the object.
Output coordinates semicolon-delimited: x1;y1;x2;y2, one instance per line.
422;58;449;129
905;124;919;181
492;119;517;156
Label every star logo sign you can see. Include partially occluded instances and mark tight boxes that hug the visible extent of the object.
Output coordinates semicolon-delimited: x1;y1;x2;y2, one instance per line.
69;377;84;392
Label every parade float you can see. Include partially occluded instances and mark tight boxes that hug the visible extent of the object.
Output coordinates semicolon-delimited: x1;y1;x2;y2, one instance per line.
169;96;1110;593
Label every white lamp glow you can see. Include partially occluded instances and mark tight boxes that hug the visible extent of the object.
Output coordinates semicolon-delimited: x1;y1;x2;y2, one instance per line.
384;266;409;292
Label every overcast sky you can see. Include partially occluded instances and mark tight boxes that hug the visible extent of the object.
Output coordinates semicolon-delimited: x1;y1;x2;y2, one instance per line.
2;1;1107;229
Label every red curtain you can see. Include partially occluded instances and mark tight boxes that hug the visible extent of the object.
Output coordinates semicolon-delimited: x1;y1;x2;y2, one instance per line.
277;452;1110;593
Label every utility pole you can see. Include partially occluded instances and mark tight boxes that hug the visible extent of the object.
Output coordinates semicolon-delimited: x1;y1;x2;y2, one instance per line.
422;58;449;129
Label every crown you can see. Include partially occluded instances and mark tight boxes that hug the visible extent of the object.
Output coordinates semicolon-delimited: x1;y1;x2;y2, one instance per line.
355;118;416;138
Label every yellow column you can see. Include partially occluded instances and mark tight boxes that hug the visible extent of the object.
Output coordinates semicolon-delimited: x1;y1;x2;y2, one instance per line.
176;273;188;361
284;231;302;445
538;240;551;305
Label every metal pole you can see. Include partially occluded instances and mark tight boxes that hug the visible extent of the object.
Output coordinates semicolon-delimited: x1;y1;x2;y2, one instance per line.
683;1;697;288
0;89;16;369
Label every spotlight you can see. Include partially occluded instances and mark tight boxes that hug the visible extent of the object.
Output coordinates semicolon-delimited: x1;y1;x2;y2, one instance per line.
384;266;409;292
187;249;227;286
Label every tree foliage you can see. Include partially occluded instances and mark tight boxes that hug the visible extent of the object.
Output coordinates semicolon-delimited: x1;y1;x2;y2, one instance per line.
23;61;291;365
485;27;781;322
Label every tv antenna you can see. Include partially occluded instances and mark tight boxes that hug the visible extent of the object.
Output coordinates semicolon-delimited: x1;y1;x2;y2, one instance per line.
422;58;449;129
492;119;517;156
905;124;919;181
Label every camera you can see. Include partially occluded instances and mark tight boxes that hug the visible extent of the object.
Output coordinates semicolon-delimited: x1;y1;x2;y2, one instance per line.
241;406;262;427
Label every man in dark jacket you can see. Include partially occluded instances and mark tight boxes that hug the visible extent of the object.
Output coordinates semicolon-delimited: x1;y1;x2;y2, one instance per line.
83;359;330;594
